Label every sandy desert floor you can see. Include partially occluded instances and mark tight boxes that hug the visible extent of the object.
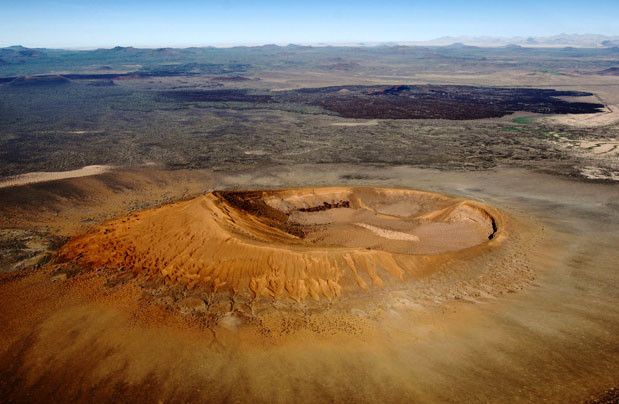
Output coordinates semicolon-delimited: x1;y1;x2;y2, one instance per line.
0;164;617;403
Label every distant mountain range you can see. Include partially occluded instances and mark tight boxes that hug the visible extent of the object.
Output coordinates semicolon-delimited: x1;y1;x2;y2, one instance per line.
3;34;619;51
414;34;619;48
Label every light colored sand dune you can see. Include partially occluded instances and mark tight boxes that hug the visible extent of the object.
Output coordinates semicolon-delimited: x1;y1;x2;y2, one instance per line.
331;120;378;127
0;165;113;188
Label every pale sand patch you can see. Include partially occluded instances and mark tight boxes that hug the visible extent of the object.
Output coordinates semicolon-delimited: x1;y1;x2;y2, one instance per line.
552;133;619;156
545;104;619;128
597;144;619;154
66;130;105;135
355;222;420;241
243;150;268;156
0;165;114;188
578;141;619;154
579;166;619;181
331;120;379;127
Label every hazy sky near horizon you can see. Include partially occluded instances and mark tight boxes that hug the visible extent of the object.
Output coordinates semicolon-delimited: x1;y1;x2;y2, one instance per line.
1;0;619;48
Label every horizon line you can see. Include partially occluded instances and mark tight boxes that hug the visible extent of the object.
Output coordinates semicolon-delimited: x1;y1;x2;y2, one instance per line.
3;33;619;51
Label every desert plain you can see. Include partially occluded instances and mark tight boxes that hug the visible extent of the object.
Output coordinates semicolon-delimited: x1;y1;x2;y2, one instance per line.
0;44;618;403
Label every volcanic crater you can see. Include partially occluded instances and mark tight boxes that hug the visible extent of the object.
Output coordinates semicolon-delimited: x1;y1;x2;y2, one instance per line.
59;187;503;302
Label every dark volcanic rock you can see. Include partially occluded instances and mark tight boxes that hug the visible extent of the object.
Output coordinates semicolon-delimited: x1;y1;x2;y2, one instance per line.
597;67;619;76
17;49;45;57
9;75;71;87
156;84;604;120
87;79;116;87
210;76;255;82
283;85;604;120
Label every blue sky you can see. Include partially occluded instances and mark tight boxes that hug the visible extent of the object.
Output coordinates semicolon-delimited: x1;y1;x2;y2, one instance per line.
1;0;618;48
